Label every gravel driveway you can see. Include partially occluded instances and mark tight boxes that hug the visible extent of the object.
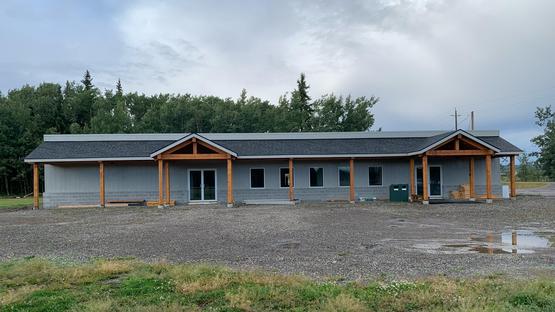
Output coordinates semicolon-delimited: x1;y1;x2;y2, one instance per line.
1;197;553;280
518;182;555;197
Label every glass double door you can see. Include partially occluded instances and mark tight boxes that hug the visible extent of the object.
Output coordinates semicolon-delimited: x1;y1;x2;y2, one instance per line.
189;170;216;201
416;166;442;198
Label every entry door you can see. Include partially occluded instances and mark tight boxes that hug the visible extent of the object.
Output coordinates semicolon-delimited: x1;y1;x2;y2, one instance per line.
416;166;442;198
189;170;216;201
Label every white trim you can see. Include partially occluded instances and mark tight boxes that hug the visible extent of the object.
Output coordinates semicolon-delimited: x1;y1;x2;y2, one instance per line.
188;169;218;202
368;166;383;187
279;167;292;189
418;130;500;153
24;157;153;163
249;168;265;189
309;167;324;188
338;166;350;187
149;133;238;158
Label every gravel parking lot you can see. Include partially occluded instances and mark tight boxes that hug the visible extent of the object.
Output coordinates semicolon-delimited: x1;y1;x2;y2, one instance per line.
1;197;553;280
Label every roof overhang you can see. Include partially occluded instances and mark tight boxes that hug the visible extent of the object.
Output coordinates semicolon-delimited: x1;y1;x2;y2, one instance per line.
415;130;501;154
149;133;238;158
24;157;153;163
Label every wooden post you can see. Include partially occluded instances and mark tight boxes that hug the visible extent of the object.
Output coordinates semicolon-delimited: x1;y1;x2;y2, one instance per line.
409;158;415;201
349;158;355;203
486;155;492;203
158;159;164;207
288;158;294;202
422;155;429;204
512;230;517;246
33;163;39;209
469;157;475;200
164;161;170;206
99;162;105;208
227;157;234;207
509;155;516;199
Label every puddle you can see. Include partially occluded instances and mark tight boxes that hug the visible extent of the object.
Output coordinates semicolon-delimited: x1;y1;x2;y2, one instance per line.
413;230;553;255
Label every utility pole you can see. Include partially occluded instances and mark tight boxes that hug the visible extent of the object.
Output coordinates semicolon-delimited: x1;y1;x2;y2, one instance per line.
470;111;475;130
450;108;462;130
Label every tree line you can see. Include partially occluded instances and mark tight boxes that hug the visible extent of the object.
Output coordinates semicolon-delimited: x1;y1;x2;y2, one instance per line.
0;71;378;196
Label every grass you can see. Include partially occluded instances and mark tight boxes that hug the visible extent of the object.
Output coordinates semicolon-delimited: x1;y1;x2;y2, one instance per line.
0;197;37;209
515;182;549;189
0;258;553;311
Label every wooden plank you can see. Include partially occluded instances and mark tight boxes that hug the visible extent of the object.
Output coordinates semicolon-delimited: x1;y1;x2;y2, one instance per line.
160;154;228;160
349;158;355;203
510;155;516;198
164;140;193;155
426;150;493;157
288;158;294;201
227;158;234;206
193;141;198;154
458;136;488;150
409;158;415;200
469;157;475;199
486;155;492;200
158;160;163;206
422;155;429;202
454;139;460;150
165;161;170;205
33;163;39;209
99;162;105;207
196;140;226;155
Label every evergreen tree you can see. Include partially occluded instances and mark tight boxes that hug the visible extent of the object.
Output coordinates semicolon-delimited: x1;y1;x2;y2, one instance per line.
81;70;93;90
116;79;123;96
290;73;313;131
532;106;555;179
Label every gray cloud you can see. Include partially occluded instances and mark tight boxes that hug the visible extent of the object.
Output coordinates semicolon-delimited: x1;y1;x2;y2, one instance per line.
1;0;554;151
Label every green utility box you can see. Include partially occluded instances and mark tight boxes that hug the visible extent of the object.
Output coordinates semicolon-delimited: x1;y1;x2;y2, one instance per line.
389;184;409;202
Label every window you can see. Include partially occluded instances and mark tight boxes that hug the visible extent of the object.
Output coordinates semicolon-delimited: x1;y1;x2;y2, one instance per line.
368;166;382;186
250;168;265;188
309;167;324;187
280;168;291;188
338;167;350;187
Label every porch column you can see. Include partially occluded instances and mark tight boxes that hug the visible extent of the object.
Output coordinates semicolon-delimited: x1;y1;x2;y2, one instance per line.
485;154;493;203
33;163;39;209
227;157;234;207
164;161;170;206
409;158;415;202
469;157;475;201
509;155;516;199
349;158;355;203
99;162;105;208
288;158;294;202
422;155;429;204
158;159;164;208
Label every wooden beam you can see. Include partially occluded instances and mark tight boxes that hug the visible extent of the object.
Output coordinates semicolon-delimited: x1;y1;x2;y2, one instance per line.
164;140;193;155
227;157;234;207
349;158;355;203
486;155;492;202
99;162;105;207
510;155;516;199
33;163;39;209
288;158;294;201
165;161;170;205
158;160;163;207
426;150;493;157
193;141;198;154
454;139;460;150
469;157;475;200
409;158;415;201
458;136;488;150
160;154;228;160
422;155;429;203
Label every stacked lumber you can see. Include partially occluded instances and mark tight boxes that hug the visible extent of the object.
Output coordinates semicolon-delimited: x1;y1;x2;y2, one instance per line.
449;184;470;200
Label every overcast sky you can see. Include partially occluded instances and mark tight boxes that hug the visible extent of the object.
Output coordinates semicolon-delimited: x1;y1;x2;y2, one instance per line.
1;0;554;152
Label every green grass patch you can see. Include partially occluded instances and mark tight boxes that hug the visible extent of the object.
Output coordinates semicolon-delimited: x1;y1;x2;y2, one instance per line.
515;182;549;189
0;197;36;209
0;258;553;311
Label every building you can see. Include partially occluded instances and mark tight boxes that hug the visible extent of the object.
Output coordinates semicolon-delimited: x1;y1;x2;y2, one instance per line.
25;130;521;208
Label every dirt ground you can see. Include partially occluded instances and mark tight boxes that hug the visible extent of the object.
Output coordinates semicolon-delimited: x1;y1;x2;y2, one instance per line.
0;197;553;281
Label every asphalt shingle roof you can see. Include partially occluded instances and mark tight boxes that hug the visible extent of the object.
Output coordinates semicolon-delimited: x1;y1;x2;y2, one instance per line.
25;131;522;162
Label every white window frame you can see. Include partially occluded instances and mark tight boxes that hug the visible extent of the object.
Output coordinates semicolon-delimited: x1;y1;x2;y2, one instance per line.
249;168;265;189
368;166;383;187
279;167;292;188
338;166;350;187
309;167;324;188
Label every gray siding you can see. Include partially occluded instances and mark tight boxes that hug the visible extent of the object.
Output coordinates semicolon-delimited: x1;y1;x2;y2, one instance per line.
43;158;503;208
